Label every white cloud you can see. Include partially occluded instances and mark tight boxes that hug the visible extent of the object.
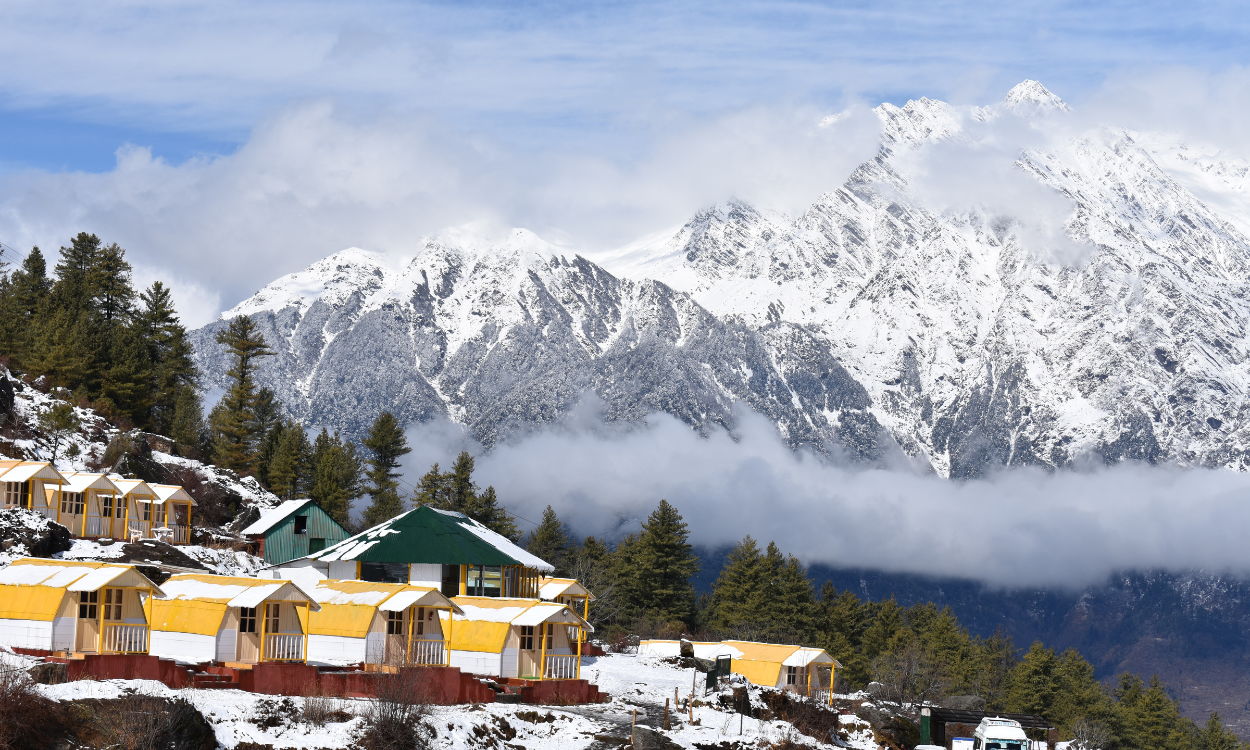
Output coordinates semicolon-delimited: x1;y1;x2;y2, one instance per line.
0;99;882;326
398;405;1250;590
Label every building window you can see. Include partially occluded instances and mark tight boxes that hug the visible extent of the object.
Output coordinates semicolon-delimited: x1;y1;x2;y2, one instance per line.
787;666;798;685
240;607;257;633
116;497;125;518
265;604;280;634
416;607;425;635
441;565;461;598
387;610;404;635
293;516;307;535
103;589;123;621
309;538;326;554
102;495;113;518
519;625;534;650
140;502;150;521
61;492;84;515
544;623;553;650
362;562;408;584
78;591;98;620
3;481;30;508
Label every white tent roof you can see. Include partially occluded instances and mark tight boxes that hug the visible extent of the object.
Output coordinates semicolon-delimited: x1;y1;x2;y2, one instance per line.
151;484;196;506
160;575;320;610
0;559;164;595
378;588;457;612
782;647;837;667
241;499;310;535
538;578;595;601
107;476;156;498
60;472;121;494
0;462;66;484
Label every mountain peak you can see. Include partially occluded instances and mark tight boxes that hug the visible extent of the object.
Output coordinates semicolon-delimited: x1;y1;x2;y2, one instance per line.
1004;80;1071;112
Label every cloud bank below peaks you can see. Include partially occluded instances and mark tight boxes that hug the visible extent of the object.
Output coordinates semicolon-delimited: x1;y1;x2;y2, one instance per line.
401;403;1250;591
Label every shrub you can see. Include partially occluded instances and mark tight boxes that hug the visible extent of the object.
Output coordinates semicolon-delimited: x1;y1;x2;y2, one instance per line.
0;664;67;750
361;669;435;750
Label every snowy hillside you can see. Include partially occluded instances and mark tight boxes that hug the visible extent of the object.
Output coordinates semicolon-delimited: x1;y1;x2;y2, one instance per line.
191;80;1250;477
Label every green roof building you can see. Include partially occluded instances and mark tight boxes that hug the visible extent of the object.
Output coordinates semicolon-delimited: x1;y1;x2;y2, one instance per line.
242;499;352;565
267;505;554;599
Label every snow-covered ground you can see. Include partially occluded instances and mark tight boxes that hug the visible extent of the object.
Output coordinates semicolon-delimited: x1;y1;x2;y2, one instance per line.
26;652;858;749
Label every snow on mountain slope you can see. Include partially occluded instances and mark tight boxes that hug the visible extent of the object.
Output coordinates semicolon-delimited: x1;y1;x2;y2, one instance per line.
192;81;1250;476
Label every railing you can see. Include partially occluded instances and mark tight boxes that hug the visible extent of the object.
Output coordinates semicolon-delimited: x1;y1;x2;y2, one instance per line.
170;525;190;544
85;516;111;537
264;634;304;661
544;654;579;680
127;520;147;540
407;639;445;666
33;505;57;521
102;624;148;654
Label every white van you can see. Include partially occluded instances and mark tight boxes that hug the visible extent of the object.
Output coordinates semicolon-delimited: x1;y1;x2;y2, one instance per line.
973;718;1029;750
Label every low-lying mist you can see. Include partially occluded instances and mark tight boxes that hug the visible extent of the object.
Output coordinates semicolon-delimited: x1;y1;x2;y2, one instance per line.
398;402;1250;591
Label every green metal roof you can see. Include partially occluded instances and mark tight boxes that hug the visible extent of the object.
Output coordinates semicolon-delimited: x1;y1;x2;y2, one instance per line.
304;505;525;566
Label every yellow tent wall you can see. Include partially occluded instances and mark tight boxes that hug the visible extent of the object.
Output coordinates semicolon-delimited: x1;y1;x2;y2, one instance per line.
308;604;377;639
0;585;68;622
448;620;511;653
150;599;228;637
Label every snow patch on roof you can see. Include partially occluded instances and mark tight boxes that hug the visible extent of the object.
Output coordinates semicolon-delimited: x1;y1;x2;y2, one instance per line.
241;499;311;535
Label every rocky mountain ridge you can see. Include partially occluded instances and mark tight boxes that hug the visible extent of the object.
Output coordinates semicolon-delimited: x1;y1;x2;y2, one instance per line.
191;81;1250;477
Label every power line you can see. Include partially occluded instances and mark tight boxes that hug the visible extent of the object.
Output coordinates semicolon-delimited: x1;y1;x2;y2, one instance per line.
0;241;28;264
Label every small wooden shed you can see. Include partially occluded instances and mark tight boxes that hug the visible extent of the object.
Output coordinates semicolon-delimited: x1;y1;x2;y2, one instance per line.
0;558;164;655
242;499;350;565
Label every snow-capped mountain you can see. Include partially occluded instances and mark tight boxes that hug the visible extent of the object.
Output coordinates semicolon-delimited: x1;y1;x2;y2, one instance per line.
191;81;1250;477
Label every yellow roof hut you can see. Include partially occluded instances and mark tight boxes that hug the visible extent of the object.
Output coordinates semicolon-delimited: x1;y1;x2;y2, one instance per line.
149;574;319;667
443;597;592;680
1;460;67;520
302;579;462;668
148;484;197;545
721;640;840;702
0;558;164;655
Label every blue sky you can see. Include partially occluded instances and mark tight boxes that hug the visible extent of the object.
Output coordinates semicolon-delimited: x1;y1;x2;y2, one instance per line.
1;0;1249;324
2;0;1248;173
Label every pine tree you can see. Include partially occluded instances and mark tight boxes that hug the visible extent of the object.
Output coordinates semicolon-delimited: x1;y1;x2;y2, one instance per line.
268;422;311;499
361;411;410;527
89;242;136;329
136;281;199;433
414;463;449;507
0;247;51;364
1196;713;1241;750
51;232;102;315
815;585;873;689
525;505;572;574
1052;648;1115;735
100;323;153;421
464;485;520;541
27;307;95;390
1007;642;1058;717
170;385;206;456
309;429;362;526
769;549;816;639
413;452;520;540
707;536;765;631
617;500;699;624
38;401;80;463
254;421;287;488
212;315;274;475
861;597;904;661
